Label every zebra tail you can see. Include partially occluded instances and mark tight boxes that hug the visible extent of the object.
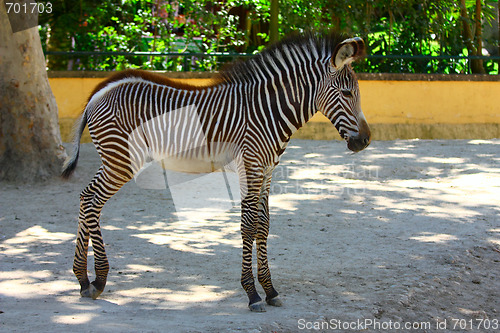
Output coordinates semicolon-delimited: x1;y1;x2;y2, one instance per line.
61;111;88;179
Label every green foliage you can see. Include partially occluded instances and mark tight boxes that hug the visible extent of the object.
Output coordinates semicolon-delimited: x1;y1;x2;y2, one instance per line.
39;0;499;73
280;0;498;74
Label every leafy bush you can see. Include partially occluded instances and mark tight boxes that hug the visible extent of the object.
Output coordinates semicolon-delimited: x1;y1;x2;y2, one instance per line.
39;0;498;73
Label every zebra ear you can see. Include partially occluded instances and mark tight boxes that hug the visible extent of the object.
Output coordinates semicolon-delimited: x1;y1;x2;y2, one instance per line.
332;37;365;69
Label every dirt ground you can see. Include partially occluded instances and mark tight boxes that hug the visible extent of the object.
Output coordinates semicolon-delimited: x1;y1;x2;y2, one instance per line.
1;139;499;332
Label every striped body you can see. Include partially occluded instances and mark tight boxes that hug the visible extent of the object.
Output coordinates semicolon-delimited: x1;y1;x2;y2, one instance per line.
62;32;370;311
89;79;245;173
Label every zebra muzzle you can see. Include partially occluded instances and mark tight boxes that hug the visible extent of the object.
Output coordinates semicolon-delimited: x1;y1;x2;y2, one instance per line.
346;118;371;153
347;133;371;152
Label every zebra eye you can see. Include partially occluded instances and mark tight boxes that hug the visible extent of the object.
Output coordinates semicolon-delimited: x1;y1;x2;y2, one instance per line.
341;90;353;98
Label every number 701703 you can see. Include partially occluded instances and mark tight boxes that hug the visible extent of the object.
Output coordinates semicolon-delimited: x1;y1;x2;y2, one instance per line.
5;2;53;14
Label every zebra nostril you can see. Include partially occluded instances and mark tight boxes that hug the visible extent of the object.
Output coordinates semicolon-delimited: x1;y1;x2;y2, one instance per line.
360;133;371;147
347;134;370;152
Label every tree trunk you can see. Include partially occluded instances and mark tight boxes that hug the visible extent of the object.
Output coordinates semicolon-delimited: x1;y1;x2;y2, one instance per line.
269;0;279;43
474;0;485;73
388;0;394;53
0;5;66;181
458;0;485;73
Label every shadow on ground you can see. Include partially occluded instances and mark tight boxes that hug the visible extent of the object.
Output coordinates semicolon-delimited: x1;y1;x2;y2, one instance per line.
1;139;499;332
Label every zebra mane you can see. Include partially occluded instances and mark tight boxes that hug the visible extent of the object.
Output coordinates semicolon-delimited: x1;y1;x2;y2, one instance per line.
219;31;349;84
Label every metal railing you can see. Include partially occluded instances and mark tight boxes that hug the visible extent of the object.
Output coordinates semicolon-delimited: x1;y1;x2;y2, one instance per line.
44;51;254;72
44;51;500;74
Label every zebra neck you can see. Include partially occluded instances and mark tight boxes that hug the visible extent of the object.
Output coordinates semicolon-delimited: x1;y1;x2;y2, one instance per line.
260;68;318;142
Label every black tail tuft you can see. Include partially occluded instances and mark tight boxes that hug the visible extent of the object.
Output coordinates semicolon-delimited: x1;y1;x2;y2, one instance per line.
61;113;87;179
61;150;80;179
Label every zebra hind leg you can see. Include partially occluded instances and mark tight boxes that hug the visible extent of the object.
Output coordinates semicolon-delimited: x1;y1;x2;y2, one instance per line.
73;199;91;297
73;165;131;299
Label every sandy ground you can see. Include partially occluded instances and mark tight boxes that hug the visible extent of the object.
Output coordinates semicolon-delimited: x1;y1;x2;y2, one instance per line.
1;139;499;332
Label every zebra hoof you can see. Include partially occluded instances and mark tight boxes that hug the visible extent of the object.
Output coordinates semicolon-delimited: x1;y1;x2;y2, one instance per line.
80;287;91;298
80;284;102;300
89;283;103;300
266;296;283;307
249;301;266;312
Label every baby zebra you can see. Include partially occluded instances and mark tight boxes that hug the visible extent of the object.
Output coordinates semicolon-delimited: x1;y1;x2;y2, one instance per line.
62;32;370;312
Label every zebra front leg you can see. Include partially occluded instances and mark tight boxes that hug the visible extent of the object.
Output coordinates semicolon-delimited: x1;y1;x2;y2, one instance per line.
241;231;264;311
256;174;282;307
241;182;266;312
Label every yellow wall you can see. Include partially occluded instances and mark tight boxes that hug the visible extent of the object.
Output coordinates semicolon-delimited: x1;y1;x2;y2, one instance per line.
51;78;101;118
309;80;500;124
51;77;500;141
51;78;215;118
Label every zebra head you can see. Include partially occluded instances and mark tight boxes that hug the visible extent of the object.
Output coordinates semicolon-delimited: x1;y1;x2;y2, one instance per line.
317;37;371;152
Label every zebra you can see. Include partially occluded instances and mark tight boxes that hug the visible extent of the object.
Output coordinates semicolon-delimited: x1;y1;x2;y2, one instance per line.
62;32;371;312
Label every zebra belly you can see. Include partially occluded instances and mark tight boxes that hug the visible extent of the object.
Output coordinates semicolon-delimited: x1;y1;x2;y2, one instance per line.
159;156;231;174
